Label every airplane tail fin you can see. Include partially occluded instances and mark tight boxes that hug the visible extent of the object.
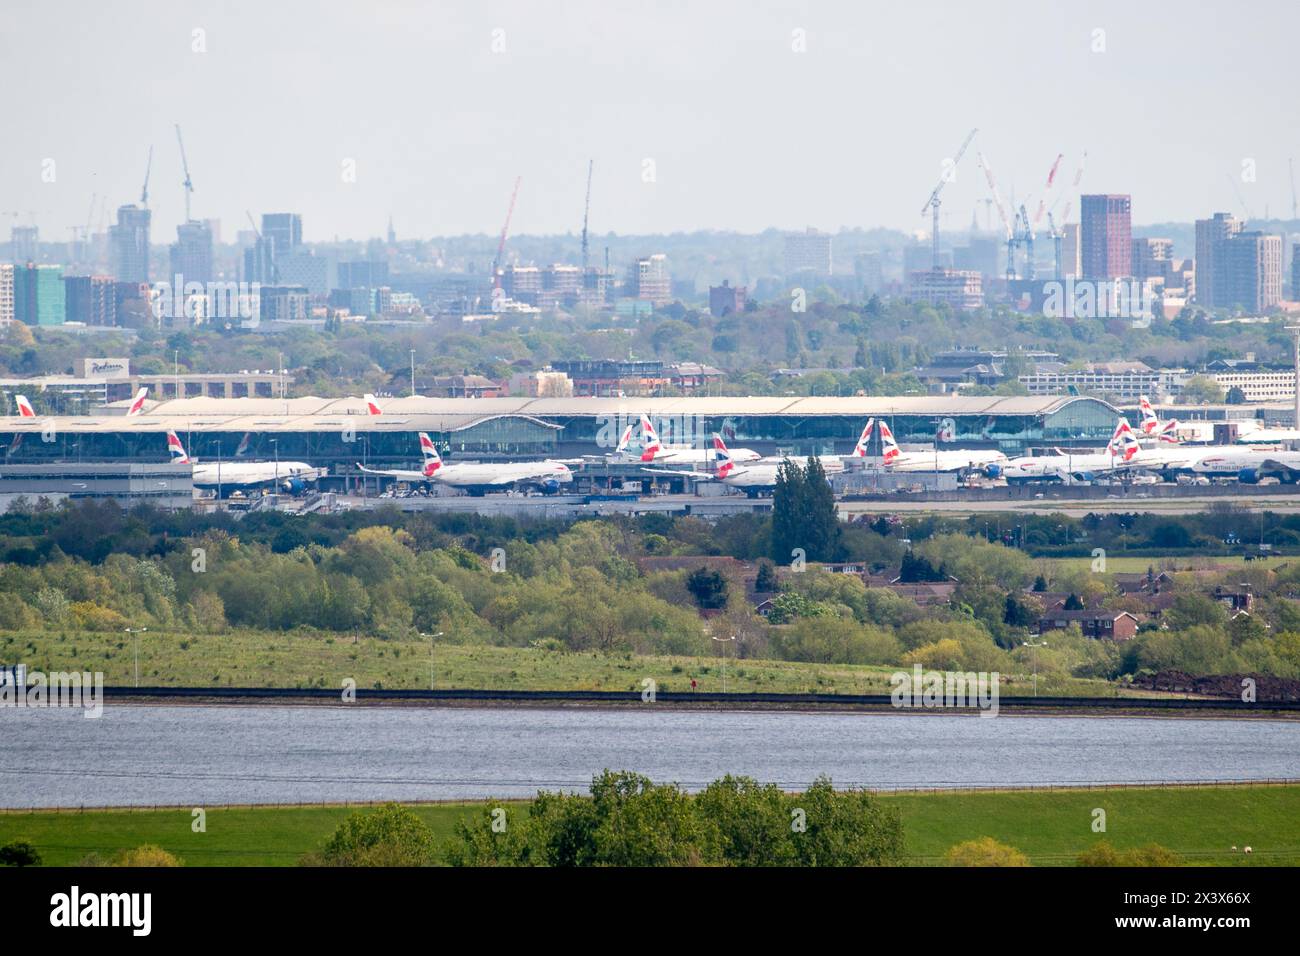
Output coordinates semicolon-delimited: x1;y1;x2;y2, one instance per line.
126;387;149;417
640;414;661;462
1139;395;1159;434
166;430;191;465
1156;419;1181;444
615;422;634;455
14;395;35;418
853;418;875;457
363;394;383;416
712;433;735;477
878;420;900;463
418;431;442;476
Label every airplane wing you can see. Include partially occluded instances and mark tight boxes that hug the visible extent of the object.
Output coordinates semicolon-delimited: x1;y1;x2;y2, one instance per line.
357;463;431;481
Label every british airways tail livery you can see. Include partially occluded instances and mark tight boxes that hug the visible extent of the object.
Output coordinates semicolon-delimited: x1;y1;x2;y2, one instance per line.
126;387;149;416
13;395;35;418
363;394;383;416
853;419;875;457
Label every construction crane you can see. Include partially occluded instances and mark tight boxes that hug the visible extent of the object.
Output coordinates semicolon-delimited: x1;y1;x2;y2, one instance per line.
920;128;978;269
491;176;522;290
1016;204;1036;281
1032;154;1064;231
580;160;593;274
140;146;153;207
175;124;194;222
1227;173;1254;221
977;151;1016;280
1054;151;1088;225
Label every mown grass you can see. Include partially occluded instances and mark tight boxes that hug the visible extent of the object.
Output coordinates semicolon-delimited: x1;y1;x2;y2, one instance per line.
0;629;1133;697
2;785;1295;866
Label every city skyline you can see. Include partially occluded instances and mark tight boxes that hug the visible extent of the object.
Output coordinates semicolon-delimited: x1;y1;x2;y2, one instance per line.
2;0;1298;243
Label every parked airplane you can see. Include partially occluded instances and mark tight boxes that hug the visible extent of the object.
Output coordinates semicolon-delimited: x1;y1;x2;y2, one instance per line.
167;431;322;494
358;431;574;495
991;420;1142;483
618;414;761;465
709;434;842;495
869;420;1007;473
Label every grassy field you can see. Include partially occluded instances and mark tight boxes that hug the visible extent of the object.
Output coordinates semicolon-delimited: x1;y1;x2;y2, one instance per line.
2;784;1294;866
0;629;1131;697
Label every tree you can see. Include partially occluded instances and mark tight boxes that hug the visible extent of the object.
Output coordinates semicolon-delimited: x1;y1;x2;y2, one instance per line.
685;567;729;610
311;803;438;867
1076;841;1182;867
754;560;779;593
943;837;1030;867
1063;593;1085;610
1180;375;1225;404
1003;593;1042;628
0;840;41;867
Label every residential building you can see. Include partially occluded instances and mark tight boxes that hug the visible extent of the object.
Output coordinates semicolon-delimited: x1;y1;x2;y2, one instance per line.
1034;610;1139;640
1131;237;1173;282
1059;223;1081;278
275;251;328;296
109;205;151;284
63;274;117;325
1080;194;1132;280
169;220;213;285
337;260;388;289
1219;231;1282;312
906;269;983;310
783;228;832;277
10;225;38;264
709;280;747;317
626;254;671;304
0;264;13;327
1194;212;1243;307
261;213;302;253
854;251;883;293
13;264;65;326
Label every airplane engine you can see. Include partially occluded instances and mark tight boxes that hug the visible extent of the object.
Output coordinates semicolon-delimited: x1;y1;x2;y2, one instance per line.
540;478;563;495
1237;468;1260;484
281;477;308;495
984;463;1002;478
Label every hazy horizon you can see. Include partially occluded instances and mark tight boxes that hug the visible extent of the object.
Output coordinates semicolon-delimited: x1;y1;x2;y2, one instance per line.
3;0;1297;244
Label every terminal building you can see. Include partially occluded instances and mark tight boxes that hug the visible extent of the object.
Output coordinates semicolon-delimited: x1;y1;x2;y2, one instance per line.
0;395;1120;476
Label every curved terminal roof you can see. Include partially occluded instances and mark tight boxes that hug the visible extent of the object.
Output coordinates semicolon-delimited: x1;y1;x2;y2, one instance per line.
2;394;1115;434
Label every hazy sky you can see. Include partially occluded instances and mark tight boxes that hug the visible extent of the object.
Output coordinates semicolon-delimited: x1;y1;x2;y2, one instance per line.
2;0;1297;244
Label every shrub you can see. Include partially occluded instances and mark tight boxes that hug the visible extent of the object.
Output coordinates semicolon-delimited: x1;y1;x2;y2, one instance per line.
943;837;1030;867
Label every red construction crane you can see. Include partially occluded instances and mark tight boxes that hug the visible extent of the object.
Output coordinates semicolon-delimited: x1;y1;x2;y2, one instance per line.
492;176;522;290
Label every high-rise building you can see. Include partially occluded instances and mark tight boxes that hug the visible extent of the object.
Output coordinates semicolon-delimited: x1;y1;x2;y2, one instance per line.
1080;194;1132;279
783;229;832;277
853;251;883;293
337;260;388;289
1194;212;1242;307
1060;223;1082;278
1292;243;1300;300
954;238;999;280
13;264;65;326
169;221;213;285
10;225;38;264
906;269;983;310
275;251;327;295
626;254;671;304
261;214;302;253
1131;237;1173;282
1219;231;1282;313
0;264;14;326
64;274;118;325
109;205;151;284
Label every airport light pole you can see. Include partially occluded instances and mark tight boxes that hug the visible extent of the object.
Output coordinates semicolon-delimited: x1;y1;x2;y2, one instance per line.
125;627;148;687
420;631;443;689
1022;639;1047;697
711;633;737;694
271;439;279;491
